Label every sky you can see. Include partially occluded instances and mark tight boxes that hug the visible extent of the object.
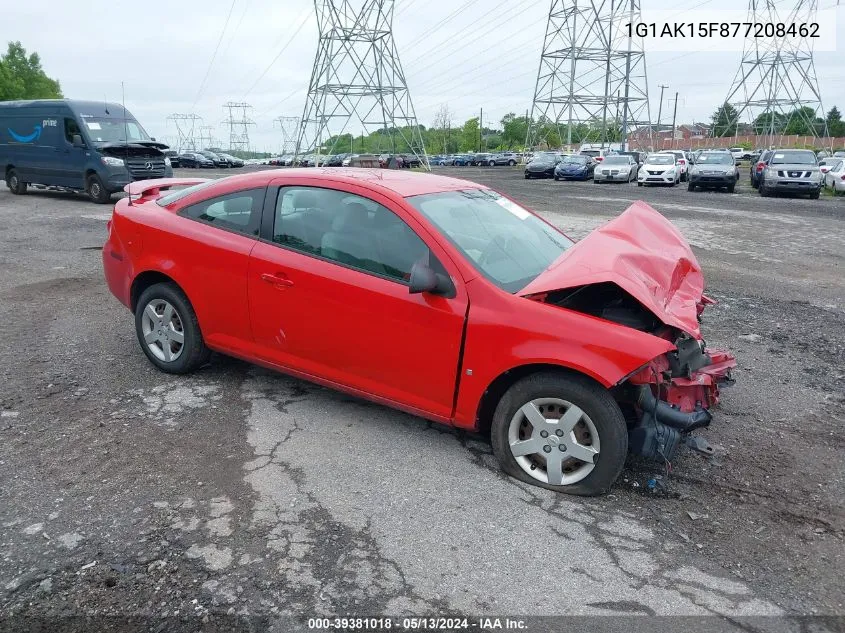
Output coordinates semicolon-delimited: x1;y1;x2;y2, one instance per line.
7;0;845;152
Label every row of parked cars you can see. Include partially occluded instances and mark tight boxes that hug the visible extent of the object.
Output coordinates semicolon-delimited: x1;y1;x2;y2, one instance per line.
268;153;422;168
166;149;245;169
525;147;842;198
429;152;523;167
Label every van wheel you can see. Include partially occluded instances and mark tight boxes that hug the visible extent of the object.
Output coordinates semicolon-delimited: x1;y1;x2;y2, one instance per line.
491;372;627;496
86;174;111;204
7;169;27;195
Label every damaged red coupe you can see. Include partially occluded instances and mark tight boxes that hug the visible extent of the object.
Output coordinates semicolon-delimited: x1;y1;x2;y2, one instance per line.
103;169;735;495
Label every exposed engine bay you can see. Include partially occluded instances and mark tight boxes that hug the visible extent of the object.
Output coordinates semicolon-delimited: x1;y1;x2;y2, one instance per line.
533;281;737;465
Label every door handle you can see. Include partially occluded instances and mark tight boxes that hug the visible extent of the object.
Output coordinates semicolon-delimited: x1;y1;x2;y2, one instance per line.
260;272;294;288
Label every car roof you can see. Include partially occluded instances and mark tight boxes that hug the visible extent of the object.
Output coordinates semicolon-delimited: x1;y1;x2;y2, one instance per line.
176;168;487;198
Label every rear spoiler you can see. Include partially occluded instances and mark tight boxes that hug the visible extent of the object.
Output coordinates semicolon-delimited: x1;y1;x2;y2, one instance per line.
124;178;210;201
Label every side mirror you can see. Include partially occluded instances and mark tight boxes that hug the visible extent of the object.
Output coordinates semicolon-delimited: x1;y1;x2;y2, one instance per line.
409;262;453;297
72;134;84;148
151;137;156;141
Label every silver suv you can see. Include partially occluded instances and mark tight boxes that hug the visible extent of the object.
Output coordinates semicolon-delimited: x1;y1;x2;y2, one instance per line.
759;149;822;199
488;152;519;166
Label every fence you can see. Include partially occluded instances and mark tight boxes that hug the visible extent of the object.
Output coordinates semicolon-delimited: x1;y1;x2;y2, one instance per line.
627;134;845;151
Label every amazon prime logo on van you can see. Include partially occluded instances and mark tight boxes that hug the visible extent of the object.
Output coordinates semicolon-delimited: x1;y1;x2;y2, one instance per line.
7;119;56;144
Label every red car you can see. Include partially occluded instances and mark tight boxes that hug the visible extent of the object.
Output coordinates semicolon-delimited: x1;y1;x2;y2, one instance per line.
103;169;735;495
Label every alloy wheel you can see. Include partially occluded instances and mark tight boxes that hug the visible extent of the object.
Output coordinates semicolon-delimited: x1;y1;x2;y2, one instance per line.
141;299;185;362
507;398;600;486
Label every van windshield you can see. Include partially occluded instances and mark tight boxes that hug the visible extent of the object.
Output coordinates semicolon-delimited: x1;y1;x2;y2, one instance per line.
81;117;151;145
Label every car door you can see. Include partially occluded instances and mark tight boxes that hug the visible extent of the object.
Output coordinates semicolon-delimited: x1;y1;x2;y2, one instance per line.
170;186;266;352
247;180;468;420
53;117;89;188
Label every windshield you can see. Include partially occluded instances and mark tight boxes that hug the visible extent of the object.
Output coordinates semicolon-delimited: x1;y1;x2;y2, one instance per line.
580;150;599;157
696;153;733;164
647;155;675;165
532;153;558;163
408;189;573;293
81;117;151;145
560;155;588;164
601;156;630;165
770;151;817;165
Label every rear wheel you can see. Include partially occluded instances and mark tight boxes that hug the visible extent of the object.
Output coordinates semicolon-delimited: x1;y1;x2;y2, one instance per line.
135;282;210;374
688;182;695;191
86;174;111;204
488;160;496;167
508;160;516;166
7;169;27;195
491;372;627;496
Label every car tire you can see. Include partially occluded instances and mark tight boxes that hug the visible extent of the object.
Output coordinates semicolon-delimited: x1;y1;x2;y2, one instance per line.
508;160;516;166
637;182;643;187
86;174;111;204
727;183;735;193
810;190;820;200
490;372;628;496
759;181;770;197
554;175;560;181
488;161;495;167
688;182;695;191
135;282;210;375
6;169;27;195
524;174;530;179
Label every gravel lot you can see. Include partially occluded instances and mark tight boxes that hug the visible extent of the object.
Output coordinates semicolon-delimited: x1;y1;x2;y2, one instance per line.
1;164;843;629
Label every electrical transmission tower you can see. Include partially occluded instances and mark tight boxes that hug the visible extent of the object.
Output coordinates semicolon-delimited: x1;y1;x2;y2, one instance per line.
296;0;429;169
166;114;203;152
197;125;215;151
274;116;301;154
720;0;826;143
222;102;256;153
526;0;652;151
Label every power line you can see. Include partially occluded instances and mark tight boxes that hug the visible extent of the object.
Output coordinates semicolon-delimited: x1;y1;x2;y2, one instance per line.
243;8;313;98
192;0;239;108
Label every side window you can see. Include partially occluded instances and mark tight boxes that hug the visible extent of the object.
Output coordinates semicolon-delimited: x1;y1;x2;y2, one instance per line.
64;118;81;144
272;187;435;282
181;188;264;236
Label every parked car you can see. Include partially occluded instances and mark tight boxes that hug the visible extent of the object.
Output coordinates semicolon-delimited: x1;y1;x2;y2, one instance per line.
164;150;181;168
729;147;751;161
179;152;214;168
217;152;245;168
198;150;228;168
105;169;735;495
593;155;638;183
553;155;595;181
637;153;680;186
823;159;845;193
759;149;822;198
833;150;845;159
472;153;492;166
687;151;739;192
525;152;562;178
1;98;171;204
749;150;774;188
453;154;474;166
818;158;839;177
657;151;689;181
488;152;519;166
579;148;616;163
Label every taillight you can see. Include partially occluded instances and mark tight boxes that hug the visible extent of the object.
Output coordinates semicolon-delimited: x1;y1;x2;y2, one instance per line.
840;174;845;180
756;162;764;172
679;159;686;164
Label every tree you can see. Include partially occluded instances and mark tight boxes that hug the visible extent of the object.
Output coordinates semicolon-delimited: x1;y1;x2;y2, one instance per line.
432;104;454;154
500;113;529;149
826;106;844;137
459;117;479;152
0;42;62;101
711;102;739;137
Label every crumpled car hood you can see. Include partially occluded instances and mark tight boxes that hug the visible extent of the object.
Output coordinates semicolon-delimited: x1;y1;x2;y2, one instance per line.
518;201;705;337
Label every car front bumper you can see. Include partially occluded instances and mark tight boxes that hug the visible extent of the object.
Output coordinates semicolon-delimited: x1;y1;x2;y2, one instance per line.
690;173;736;186
594;171;632;182
639;171;676;184
768;179;821;193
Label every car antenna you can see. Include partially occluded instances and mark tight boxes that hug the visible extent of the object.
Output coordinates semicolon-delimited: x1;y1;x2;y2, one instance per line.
122;82;132;207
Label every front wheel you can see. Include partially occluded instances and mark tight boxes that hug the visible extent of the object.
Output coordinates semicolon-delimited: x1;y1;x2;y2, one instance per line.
688;182;695;191
6;169;27;195
810;190;820;199
135;282;210;374
508;160;516;166
86;174;111;204
727;183;735;193
491;372;628;496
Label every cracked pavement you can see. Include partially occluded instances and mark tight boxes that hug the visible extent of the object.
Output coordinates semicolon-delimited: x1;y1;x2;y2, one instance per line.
0;167;842;630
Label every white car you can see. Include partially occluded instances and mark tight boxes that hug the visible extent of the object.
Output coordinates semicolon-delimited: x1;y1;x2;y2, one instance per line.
729;147;751;160
819;158;839;177
657;151;689;181
638;153;680;186
823;159;845;193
